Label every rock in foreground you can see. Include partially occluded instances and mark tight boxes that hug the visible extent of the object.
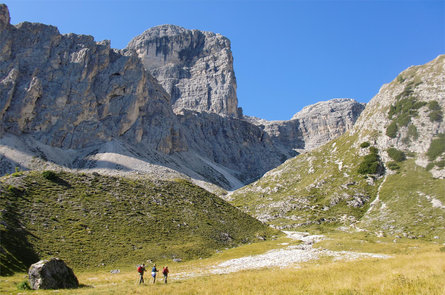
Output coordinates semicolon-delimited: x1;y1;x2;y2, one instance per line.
28;258;79;290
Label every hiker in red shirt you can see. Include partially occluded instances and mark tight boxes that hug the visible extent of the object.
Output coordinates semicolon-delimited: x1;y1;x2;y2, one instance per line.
162;266;169;284
137;264;146;284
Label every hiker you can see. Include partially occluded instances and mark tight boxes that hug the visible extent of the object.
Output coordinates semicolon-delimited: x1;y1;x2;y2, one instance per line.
162;266;169;284
137;264;146;284
151;264;159;283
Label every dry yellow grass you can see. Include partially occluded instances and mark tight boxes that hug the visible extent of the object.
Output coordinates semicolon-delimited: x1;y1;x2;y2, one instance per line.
1;235;444;294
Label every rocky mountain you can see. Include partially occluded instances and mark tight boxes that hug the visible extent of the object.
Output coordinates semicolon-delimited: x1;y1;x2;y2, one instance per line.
230;55;445;241
0;5;364;190
245;98;365;151
126;25;240;117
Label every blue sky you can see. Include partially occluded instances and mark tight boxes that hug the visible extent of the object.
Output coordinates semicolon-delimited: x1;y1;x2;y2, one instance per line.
5;0;445;120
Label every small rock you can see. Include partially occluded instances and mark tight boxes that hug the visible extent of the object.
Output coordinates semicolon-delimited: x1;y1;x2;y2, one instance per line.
173;258;182;262
110;269;120;274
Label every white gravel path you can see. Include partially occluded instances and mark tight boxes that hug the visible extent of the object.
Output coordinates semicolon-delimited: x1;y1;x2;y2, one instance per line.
174;231;391;280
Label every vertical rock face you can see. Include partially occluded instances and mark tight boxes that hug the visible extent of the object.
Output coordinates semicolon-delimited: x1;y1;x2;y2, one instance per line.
0;4;10;30
28;258;79;290
291;98;366;150
0;9;185;153
177;110;295;184
245;99;365;151
126;25;239;117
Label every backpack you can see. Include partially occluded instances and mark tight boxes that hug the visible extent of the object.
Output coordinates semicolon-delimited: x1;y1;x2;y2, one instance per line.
137;266;143;273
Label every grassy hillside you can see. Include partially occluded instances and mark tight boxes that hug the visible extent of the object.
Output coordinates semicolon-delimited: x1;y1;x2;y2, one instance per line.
230;131;445;241
230;133;380;230
230;56;445;241
0;171;278;275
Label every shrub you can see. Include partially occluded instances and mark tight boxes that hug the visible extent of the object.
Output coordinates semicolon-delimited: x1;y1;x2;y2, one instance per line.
407;124;418;140
429;110;443;122
387;148;406;162
436;160;445;169
426;134;445;161
386;122;398;138
387;161;400;170
369;146;379;154
426;163;435;171
42;170;58;181
360;142;370;148
428;100;441;111
358;152;383;175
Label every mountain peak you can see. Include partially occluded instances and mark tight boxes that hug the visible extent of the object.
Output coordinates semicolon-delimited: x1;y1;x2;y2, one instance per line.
0;4;10;29
126;24;238;116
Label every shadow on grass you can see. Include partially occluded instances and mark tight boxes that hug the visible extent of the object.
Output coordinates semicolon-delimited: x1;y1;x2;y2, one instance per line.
0;189;39;276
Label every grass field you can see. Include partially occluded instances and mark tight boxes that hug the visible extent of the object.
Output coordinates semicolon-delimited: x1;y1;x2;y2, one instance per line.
1;232;444;294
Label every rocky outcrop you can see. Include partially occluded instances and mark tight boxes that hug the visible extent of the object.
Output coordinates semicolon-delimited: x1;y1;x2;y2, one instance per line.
353;55;445;177
292;98;365;150
28;258;78;290
126;25;239;117
178;110;295;184
0;9;183;153
245;99;365;151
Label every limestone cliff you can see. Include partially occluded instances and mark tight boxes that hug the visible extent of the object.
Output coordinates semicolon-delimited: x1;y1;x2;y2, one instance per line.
0;5;364;190
126;25;240;117
0;5;183;153
245;99;365;151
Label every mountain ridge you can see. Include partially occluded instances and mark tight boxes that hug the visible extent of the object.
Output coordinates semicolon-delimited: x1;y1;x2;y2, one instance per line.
0;5;364;190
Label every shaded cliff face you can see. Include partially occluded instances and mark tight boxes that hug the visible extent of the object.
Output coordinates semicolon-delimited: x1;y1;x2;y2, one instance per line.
126;25;239;117
0;7;185;153
177;110;295;185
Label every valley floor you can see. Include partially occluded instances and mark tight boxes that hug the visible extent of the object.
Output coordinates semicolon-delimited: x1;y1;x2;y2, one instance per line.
1;231;445;294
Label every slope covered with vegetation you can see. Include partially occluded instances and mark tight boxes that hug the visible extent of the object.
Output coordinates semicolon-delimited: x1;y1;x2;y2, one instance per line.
230;56;445;242
0;171;278;275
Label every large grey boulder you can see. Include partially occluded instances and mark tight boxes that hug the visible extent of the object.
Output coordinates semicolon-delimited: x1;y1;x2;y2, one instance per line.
28;258;79;290
126;25;240;117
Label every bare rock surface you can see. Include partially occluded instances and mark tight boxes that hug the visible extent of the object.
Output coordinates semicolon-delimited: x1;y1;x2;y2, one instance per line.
28;258;79;290
245;98;365;151
126;25;239;117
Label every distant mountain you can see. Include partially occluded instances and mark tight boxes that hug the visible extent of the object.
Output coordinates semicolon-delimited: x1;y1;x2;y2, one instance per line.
0;5;363;189
230;56;445;240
